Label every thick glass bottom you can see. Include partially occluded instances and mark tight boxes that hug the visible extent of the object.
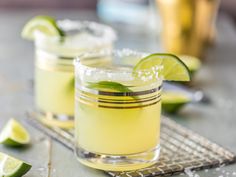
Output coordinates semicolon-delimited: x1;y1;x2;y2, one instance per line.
36;110;74;129
75;145;160;171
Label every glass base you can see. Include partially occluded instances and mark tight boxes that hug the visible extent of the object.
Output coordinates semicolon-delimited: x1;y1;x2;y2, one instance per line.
75;145;160;171
36;110;74;129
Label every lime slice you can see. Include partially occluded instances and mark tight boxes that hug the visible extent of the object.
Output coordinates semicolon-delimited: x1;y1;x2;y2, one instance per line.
87;81;133;92
21;15;64;40
162;91;191;114
0;119;30;146
133;53;191;81
0;152;31;177
179;55;201;75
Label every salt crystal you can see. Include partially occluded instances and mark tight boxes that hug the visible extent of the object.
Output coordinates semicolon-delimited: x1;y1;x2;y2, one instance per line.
220;164;226;168
184;168;200;177
185;168;193;177
37;167;45;171
185;168;194;177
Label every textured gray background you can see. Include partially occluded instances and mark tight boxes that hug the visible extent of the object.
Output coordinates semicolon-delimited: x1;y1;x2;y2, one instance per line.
0;10;236;177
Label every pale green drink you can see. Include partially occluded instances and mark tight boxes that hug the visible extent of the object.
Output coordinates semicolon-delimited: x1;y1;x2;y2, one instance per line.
74;50;163;171
34;20;116;128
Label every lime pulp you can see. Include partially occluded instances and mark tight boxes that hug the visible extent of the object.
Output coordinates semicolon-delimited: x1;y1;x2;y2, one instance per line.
0;152;31;177
21;15;64;40
0;119;30;146
133;53;191;82
162;91;191;114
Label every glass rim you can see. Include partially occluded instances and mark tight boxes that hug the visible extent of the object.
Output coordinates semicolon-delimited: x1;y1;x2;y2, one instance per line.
34;19;117;43
74;49;147;74
74;49;163;95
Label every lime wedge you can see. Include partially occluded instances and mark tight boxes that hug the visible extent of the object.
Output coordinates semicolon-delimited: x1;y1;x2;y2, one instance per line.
162;91;191;114
87;81;138;100
21;15;64;40
0;119;30;146
86;80;144;109
0;152;31;177
87;81;133;92
178;55;201;75
133;53;191;81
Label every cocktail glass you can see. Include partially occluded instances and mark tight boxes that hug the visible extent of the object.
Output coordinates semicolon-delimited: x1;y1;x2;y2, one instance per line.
74;49;162;171
34;20;116;128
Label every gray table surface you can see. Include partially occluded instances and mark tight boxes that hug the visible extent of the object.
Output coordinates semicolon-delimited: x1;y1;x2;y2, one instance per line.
0;10;236;177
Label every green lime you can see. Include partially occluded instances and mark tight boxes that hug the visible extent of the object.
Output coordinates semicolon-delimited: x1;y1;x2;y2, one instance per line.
87;81;138;100
179;55;201;75
87;81;133;92
133;53;191;81
162;91;191;114
21;15;64;40
0;119;30;146
0;152;31;177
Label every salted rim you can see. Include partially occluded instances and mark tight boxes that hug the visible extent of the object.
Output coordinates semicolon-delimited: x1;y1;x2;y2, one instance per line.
34;19;117;44
74;49;163;78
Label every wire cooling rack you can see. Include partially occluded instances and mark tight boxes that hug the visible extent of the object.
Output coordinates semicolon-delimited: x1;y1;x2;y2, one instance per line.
27;112;236;177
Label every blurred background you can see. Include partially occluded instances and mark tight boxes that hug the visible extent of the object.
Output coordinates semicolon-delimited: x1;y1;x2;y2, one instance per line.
0;0;235;24
1;0;236;57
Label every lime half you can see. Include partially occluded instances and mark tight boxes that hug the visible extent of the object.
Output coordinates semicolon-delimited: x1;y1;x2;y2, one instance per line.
162;91;191;114
0;119;30;146
0;152;31;177
133;53;191;81
21;15;64;40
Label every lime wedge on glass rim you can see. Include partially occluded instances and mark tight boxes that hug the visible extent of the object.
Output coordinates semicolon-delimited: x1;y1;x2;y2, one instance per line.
0;152;31;177
87;54;190;94
21;15;64;40
0;119;30;146
133;53;191;81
